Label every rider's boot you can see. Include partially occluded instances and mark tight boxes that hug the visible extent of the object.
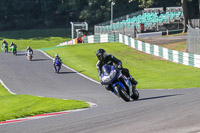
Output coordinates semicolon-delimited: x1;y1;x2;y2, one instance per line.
128;76;138;95
132;84;136;91
129;76;138;86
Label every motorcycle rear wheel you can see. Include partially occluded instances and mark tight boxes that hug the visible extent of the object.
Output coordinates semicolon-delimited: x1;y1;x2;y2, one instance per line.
13;49;17;55
131;89;139;100
29;55;32;61
4;48;8;53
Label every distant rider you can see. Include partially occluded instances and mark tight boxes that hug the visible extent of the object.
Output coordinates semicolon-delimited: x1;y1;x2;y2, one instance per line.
9;42;17;50
26;46;33;56
53;54;62;71
96;48;138;91
2;40;8;49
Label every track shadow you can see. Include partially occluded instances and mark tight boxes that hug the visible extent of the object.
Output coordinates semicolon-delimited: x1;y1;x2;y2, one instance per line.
16;53;26;56
32;59;51;61
138;94;182;101
58;72;77;74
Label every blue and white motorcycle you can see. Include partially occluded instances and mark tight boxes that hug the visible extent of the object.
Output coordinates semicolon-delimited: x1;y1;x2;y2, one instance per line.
54;59;62;73
101;64;139;102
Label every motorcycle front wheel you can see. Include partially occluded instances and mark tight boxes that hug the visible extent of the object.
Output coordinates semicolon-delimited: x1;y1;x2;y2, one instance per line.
29;55;32;61
115;85;130;102
55;65;60;73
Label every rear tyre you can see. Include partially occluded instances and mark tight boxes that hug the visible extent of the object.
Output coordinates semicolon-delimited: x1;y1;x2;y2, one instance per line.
5;47;8;53
116;85;130;102
131;89;139;100
13;49;17;55
29;55;32;61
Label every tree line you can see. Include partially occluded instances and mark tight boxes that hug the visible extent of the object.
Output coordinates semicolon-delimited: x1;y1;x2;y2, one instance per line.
0;0;198;30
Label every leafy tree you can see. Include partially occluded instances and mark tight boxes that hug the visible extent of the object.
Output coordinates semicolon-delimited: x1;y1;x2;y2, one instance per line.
0;0;198;30
80;0;141;25
181;0;199;32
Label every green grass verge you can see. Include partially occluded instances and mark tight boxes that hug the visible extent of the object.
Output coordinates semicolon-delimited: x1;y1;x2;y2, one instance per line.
0;28;71;51
45;42;200;89
0;84;89;121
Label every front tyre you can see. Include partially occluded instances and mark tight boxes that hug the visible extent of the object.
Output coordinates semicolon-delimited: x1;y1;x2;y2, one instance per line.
55;65;60;73
116;85;130;102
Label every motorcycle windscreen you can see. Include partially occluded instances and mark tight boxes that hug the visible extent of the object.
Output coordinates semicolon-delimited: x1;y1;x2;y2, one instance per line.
101;65;118;85
102;65;112;76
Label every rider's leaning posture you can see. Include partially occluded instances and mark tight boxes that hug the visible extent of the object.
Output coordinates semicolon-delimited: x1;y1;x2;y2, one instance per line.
96;48;138;91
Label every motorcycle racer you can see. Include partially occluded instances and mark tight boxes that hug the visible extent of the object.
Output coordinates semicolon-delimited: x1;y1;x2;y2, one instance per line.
9;42;17;50
96;48;138;91
2;40;8;48
53;54;62;72
1;40;8;52
26;46;33;55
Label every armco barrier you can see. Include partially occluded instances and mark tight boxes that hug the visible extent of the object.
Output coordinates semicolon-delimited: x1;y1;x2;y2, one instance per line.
119;34;200;68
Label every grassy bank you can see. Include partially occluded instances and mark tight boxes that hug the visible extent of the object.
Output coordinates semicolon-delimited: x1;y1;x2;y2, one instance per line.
45;42;200;89
0;28;71;50
0;84;89;121
162;41;186;52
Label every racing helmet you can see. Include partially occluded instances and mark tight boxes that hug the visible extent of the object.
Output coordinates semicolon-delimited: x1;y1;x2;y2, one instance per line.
55;54;59;57
96;48;106;61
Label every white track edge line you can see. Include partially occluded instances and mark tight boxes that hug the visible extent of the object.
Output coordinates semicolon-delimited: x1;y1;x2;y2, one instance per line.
0;79;16;95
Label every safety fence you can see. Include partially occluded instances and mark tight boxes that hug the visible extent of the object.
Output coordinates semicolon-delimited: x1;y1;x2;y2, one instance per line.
82;33;200;68
119;34;200;68
82;34;119;43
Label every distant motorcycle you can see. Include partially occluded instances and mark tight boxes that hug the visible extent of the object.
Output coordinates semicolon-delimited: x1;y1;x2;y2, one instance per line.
26;51;33;61
54;59;62;73
2;45;8;53
101;64;139;102
10;45;17;55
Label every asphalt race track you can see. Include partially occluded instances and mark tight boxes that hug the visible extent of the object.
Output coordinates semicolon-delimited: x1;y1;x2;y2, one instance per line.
0;50;200;133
